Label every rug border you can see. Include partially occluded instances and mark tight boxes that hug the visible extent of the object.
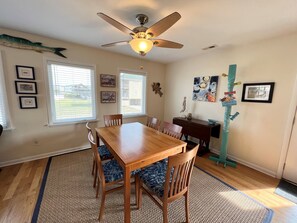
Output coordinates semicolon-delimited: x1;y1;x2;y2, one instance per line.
31;157;52;223
194;165;274;223
30;151;274;223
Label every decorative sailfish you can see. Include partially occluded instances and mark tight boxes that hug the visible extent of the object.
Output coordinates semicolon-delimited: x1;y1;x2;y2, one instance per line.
0;34;66;58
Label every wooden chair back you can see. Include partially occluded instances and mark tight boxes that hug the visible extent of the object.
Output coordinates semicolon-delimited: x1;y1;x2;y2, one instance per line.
162;121;183;139
88;131;105;183
103;114;123;127
164;145;199;202
147;116;161;130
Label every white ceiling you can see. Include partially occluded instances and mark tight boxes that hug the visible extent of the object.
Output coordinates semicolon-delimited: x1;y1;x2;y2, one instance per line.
0;0;297;64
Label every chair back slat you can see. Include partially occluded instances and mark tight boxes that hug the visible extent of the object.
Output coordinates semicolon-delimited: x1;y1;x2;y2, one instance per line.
147;116;161;130
164;146;199;200
88;131;105;182
104;114;123;127
162;121;183;139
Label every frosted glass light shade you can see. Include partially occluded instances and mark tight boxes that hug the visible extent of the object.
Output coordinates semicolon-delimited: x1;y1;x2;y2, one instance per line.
130;38;153;55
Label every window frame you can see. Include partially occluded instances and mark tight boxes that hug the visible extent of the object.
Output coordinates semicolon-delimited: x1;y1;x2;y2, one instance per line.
119;69;147;118
0;51;12;130
45;59;97;126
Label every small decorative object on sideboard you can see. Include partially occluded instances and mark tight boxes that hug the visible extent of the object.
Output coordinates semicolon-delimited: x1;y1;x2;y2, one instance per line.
186;113;192;121
208;119;217;125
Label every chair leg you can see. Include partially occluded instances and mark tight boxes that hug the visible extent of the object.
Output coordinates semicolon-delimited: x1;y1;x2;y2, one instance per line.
185;192;189;223
163;202;168;223
137;178;143;209
93;165;97;188
135;175;139;206
92;158;95;175
99;190;106;221
96;177;100;198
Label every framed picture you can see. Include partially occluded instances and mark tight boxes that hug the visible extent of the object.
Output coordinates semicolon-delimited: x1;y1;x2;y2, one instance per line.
100;74;116;87
15;81;37;94
101;91;116;103
16;65;35;80
19;96;37;109
192;75;219;102
241;82;275;103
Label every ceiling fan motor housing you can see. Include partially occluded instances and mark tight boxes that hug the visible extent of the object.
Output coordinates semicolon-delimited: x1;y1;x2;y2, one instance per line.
136;14;149;25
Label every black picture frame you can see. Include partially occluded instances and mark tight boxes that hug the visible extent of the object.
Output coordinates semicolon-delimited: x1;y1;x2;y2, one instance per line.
19;96;38;109
100;74;116;87
241;82;275;103
15;81;37;94
101;91;116;103
16;65;35;80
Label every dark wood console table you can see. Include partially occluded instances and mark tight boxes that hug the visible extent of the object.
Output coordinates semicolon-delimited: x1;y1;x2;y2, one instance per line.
173;117;221;156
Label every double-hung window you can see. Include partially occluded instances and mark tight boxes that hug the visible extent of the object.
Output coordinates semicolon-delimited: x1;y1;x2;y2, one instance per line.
119;70;146;117
0;53;11;129
46;60;96;125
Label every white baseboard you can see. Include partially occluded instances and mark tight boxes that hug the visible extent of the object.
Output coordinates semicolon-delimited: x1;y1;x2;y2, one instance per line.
0;145;90;168
210;148;277;178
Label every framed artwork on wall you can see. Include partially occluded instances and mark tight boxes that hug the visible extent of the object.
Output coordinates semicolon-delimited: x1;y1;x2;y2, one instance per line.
19;96;37;109
100;74;116;87
192;75;219;102
241;82;275;103
101;91;116;103
16;65;35;80
15;81;37;94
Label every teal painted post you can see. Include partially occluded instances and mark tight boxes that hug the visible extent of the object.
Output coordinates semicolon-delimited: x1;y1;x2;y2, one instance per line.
209;64;237;168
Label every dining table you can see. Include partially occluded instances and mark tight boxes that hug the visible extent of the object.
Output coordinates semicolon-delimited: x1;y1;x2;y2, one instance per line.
95;122;187;223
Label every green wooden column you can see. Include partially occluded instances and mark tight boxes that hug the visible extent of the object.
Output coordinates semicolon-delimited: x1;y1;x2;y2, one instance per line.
209;64;238;168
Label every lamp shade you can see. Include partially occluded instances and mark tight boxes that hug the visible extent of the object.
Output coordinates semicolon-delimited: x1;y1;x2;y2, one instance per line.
129;38;153;56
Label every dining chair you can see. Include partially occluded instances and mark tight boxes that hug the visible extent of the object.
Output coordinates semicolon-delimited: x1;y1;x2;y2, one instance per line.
162;121;183;139
136;145;199;223
88;131;139;221
146;116;161;131
86;122;113;188
103;114;123;127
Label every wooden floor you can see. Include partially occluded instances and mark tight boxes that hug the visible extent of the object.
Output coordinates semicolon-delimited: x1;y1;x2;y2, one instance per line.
0;152;296;223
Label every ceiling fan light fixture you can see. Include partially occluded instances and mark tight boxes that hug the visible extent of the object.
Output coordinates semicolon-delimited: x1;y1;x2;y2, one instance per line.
129;38;153;56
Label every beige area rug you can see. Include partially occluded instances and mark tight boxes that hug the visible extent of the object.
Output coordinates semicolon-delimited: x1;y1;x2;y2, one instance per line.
32;149;273;223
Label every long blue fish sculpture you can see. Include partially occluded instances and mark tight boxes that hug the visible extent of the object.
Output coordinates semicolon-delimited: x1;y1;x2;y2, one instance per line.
0;34;66;58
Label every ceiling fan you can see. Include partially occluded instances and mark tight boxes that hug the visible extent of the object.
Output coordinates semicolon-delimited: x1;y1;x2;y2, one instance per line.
97;12;183;56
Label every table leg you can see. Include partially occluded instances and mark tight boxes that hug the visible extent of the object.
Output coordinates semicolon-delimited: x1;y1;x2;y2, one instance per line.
124;167;131;223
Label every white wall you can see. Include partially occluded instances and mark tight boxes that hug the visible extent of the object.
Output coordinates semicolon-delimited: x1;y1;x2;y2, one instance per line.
0;28;166;166
164;32;297;176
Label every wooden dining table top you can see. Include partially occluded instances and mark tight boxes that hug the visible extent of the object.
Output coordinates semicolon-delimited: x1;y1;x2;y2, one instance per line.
96;122;187;170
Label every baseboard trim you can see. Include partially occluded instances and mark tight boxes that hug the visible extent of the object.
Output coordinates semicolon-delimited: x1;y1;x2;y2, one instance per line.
0;145;90;168
209;148;277;178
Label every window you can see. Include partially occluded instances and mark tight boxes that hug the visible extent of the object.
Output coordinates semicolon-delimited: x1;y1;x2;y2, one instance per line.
0;53;11;129
47;61;96;124
119;70;146;117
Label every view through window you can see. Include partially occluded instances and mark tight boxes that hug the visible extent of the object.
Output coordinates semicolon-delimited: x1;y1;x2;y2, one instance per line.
119;71;146;117
47;61;96;124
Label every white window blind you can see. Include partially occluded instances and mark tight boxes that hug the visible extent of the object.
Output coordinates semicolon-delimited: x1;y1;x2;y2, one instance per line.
119;71;146;117
0;53;10;129
47;61;96;124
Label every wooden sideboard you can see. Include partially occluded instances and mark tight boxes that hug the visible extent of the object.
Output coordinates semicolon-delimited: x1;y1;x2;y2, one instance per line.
173;117;221;156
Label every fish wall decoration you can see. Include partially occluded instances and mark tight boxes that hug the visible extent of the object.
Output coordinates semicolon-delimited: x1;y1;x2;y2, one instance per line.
0;34;66;58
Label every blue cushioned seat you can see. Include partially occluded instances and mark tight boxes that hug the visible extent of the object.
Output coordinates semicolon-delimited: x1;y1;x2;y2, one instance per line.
103;159;139;183
98;145;113;160
138;161;169;197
